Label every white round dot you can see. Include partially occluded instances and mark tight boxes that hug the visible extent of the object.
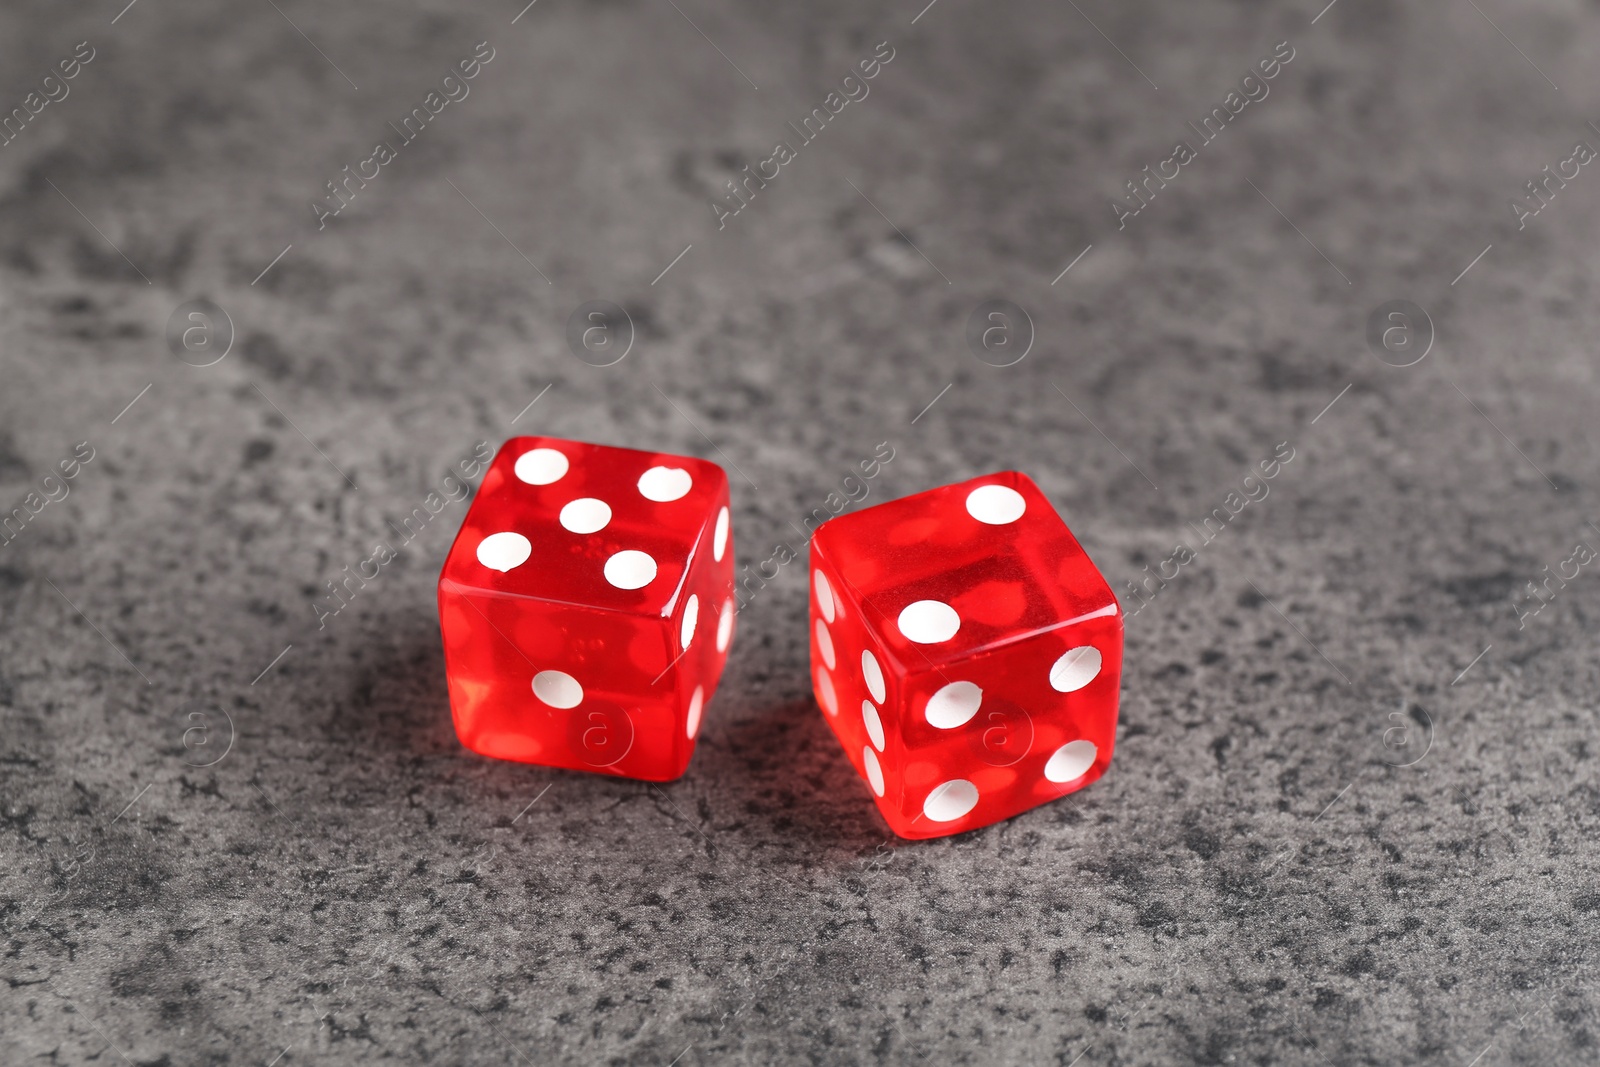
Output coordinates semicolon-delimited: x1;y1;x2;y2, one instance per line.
1049;646;1103;692
925;681;983;729
897;600;960;644
815;619;836;670
966;484;1027;525
532;670;583;709
476;532;531;572
813;570;836;624
604;550;657;590
1044;739;1098;783
514;448;568;485
861;650;885;704
638;466;693;502
863;747;885;797
862;701;885;752
716;599;734;652
559;497;611;534
680;594;699;651
713;506;730;562
816;669;838;716
922;779;979;823
686;686;705;739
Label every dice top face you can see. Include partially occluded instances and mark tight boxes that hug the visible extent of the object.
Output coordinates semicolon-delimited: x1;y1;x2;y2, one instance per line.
811;471;1117;673
437;436;734;782
440;436;730;618
809;471;1122;839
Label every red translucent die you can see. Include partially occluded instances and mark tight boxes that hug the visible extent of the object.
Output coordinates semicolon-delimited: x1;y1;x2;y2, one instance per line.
808;472;1122;838
438;436;735;780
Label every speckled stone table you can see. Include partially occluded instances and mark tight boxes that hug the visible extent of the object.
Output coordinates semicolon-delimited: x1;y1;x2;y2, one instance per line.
3;0;1600;1063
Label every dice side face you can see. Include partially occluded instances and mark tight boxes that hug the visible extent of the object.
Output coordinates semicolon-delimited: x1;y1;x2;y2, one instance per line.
438;589;688;778
810;471;1122;837
437;436;735;781
808;555;903;813
677;476;738;752
891;613;1123;838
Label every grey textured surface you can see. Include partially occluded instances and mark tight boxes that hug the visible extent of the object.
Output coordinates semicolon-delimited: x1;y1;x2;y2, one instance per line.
3;0;1600;1063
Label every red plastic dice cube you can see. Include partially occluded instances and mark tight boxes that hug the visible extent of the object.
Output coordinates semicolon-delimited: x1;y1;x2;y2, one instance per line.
438;436;735;780
808;472;1122;838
